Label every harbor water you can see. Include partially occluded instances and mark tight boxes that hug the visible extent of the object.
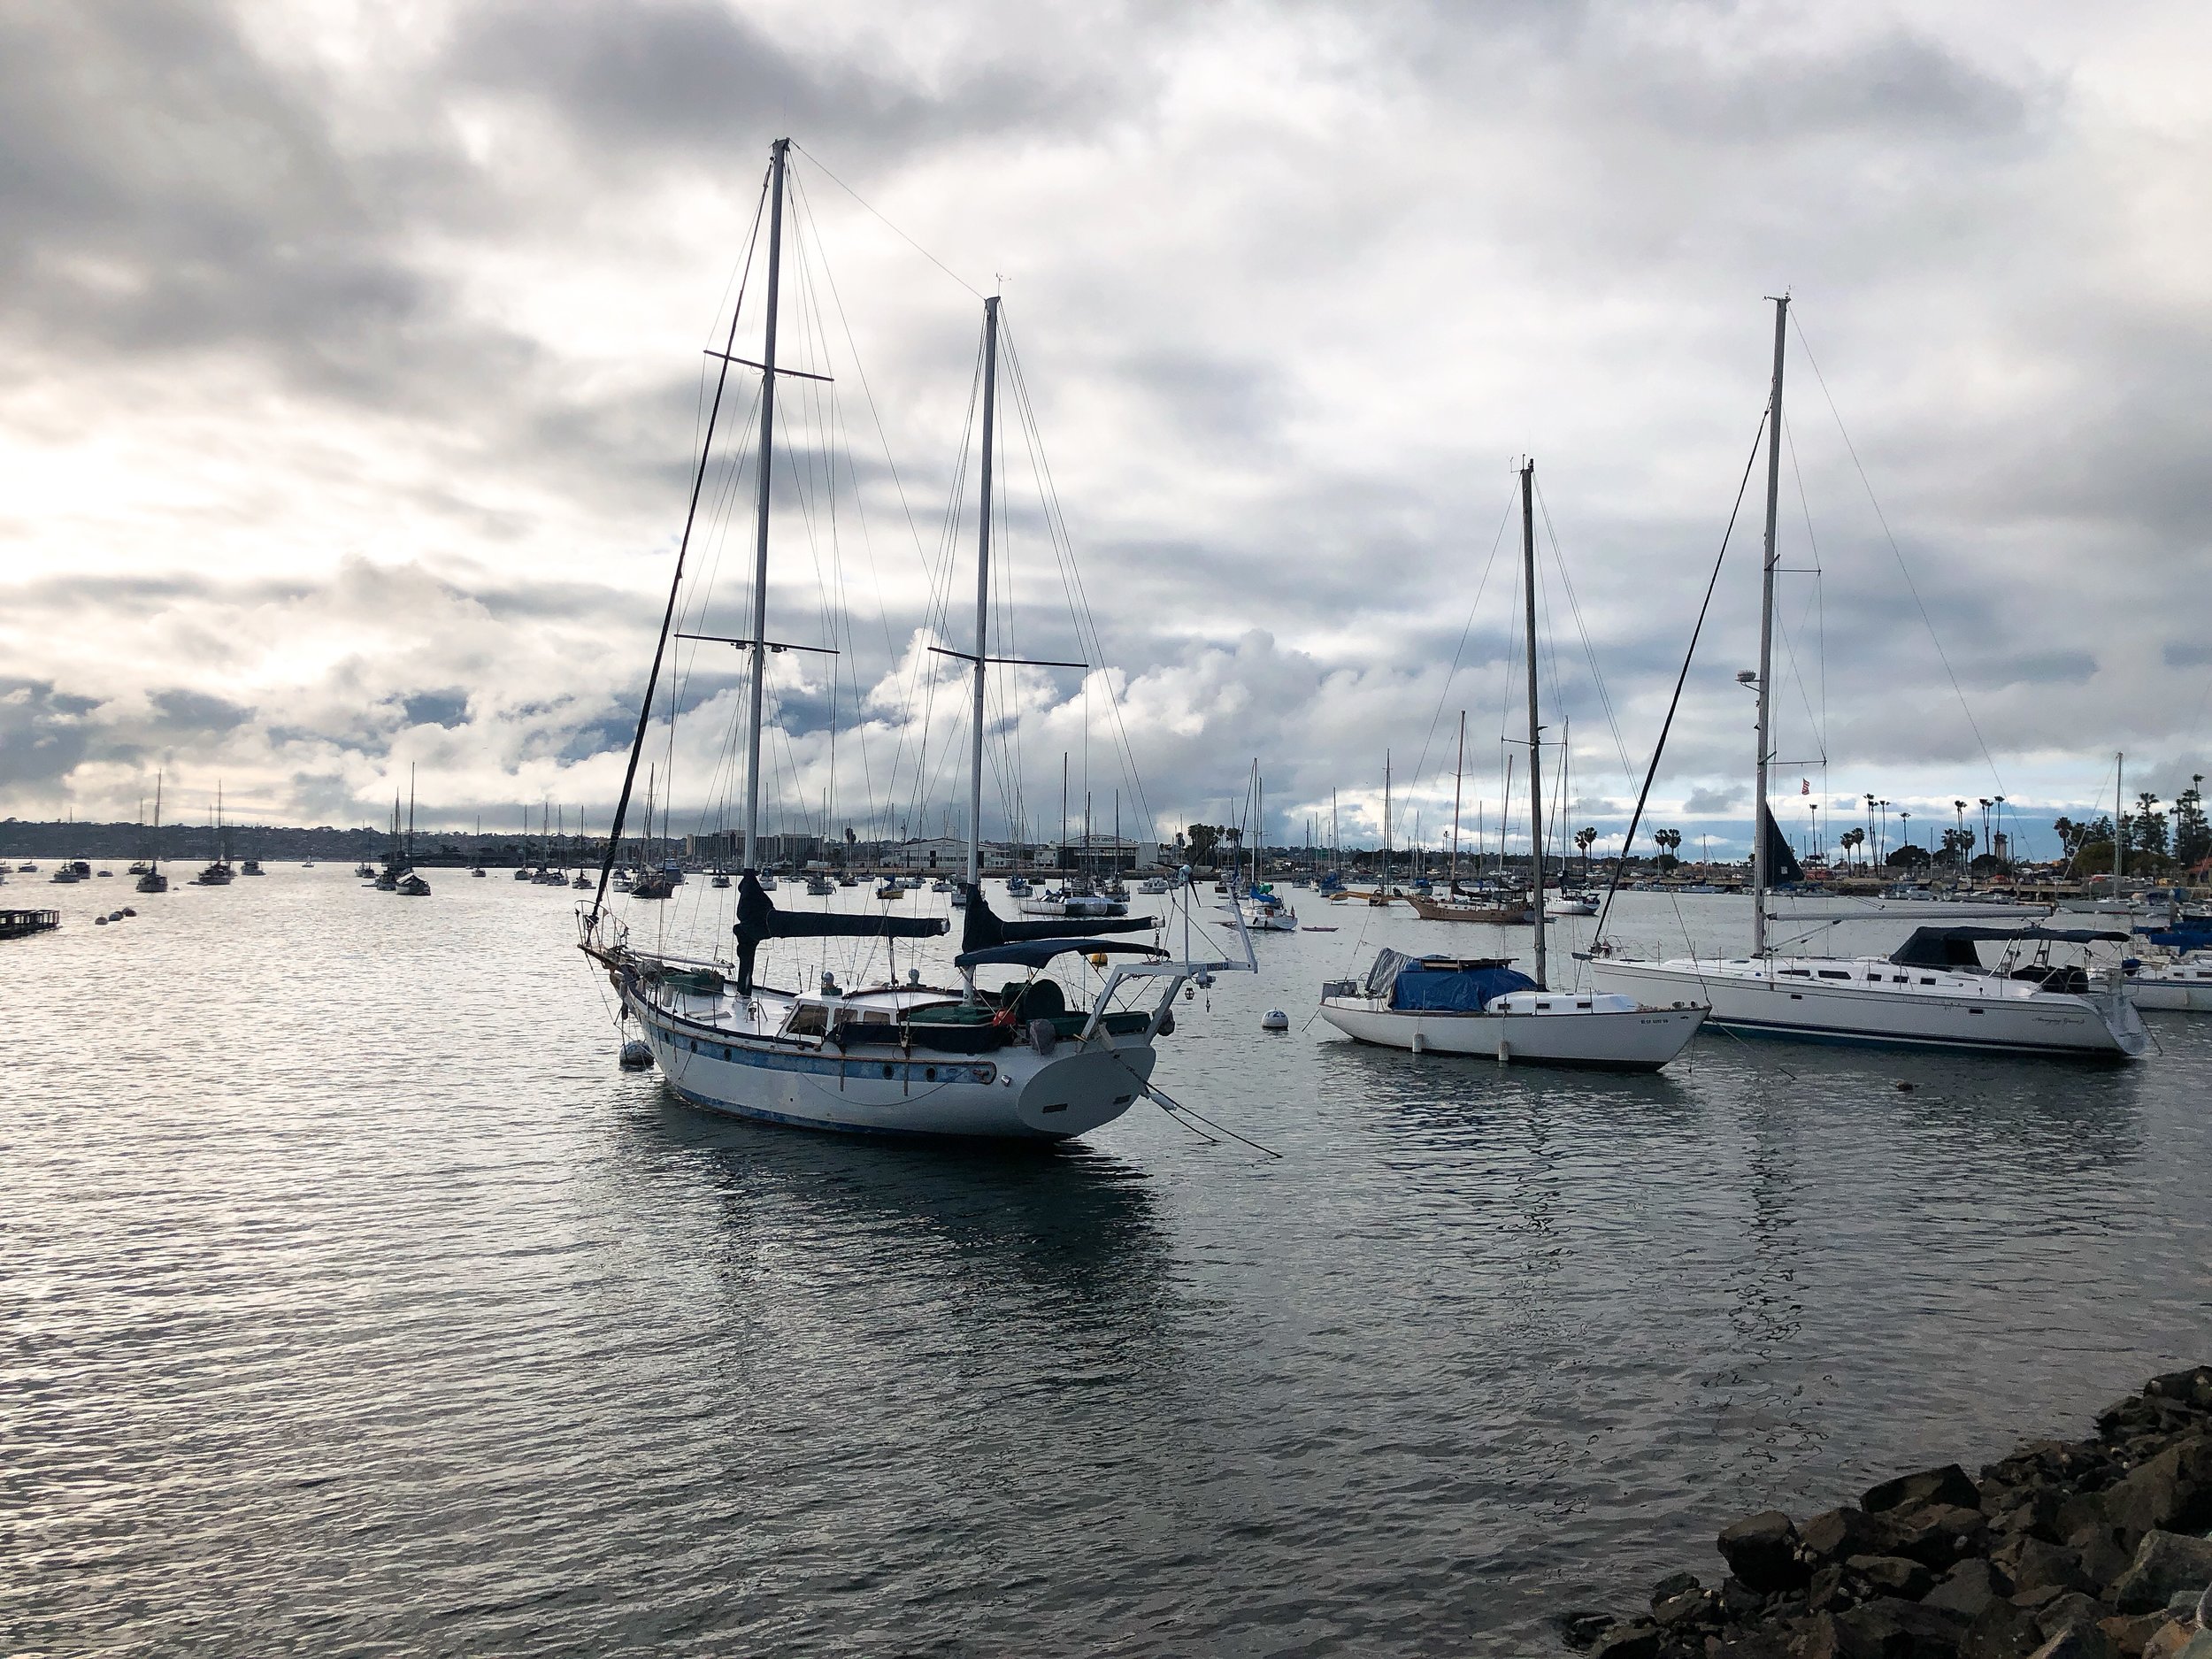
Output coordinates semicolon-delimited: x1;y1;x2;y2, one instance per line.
4;871;2208;1654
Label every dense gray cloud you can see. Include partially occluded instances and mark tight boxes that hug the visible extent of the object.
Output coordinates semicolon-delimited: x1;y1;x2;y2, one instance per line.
4;0;2210;858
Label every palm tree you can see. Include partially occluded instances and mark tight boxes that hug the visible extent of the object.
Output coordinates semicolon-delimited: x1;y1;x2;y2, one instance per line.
1574;826;1597;880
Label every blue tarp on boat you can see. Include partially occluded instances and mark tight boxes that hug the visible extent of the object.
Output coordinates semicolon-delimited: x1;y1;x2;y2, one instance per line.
1363;949;1537;1012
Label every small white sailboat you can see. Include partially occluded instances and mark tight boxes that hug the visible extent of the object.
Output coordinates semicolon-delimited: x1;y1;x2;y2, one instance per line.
2124;955;2212;1011
1319;951;1705;1071
1320;459;1704;1071
1590;299;2143;1061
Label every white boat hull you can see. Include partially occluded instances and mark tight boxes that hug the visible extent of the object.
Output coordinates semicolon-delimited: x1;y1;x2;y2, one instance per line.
1317;996;1705;1071
2126;965;2212;1011
625;985;1156;1140
1588;958;2146;1058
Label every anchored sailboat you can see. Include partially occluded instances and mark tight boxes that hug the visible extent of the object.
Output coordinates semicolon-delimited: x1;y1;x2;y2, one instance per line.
1406;711;1533;925
1321;460;1707;1070
578;141;1249;1139
1587;298;2144;1059
135;774;170;894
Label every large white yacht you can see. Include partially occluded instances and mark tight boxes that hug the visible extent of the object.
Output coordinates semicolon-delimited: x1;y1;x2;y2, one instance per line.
1588;297;2142;1061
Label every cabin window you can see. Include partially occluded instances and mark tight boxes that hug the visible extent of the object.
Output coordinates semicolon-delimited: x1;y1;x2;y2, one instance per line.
1782;968;1810;977
1920;978;1936;986
1535;1001;1551;1011
1817;970;1850;979
784;1005;829;1038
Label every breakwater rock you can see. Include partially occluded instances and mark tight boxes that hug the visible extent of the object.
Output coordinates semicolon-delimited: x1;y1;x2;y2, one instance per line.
1562;1366;2212;1659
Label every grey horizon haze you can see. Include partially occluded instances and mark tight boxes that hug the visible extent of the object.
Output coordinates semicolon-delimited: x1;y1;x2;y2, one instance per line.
4;1;2210;861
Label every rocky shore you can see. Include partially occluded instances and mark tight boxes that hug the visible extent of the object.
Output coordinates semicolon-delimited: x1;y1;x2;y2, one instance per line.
1563;1366;2212;1659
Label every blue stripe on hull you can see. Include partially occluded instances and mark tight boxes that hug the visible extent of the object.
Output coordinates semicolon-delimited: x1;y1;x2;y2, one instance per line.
1708;1013;2125;1059
664;1079;1069;1141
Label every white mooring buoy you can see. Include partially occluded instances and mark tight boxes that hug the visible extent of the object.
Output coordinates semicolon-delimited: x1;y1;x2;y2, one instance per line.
1260;1009;1289;1032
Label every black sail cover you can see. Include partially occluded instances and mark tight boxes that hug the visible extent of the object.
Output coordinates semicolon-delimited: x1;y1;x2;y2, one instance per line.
1759;803;1805;886
958;883;1157;953
732;871;945;993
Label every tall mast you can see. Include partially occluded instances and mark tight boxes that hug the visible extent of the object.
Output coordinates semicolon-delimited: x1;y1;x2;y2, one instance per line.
966;296;1000;887
1751;295;1788;957
1522;459;1548;987
151;773;162;873
741;137;791;872
1383;752;1392;895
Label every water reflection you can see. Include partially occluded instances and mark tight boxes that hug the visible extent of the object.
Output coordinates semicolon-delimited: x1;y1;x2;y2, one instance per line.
605;1082;1183;1356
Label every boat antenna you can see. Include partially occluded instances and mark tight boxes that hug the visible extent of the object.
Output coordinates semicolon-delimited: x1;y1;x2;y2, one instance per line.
1522;458;1548;988
590;142;779;922
1750;293;1788;958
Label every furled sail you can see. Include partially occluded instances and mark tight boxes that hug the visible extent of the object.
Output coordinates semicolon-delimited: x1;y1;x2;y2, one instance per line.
1759;804;1804;886
958;883;1156;952
733;872;945;993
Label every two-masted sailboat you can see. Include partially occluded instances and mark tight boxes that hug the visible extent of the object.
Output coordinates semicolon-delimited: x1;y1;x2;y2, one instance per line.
1588;299;2144;1059
1404;716;1533;925
579;139;1250;1139
135;773;170;894
1320;461;1707;1070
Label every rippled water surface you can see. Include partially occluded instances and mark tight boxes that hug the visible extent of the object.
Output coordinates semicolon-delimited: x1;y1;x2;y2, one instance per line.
4;870;2208;1655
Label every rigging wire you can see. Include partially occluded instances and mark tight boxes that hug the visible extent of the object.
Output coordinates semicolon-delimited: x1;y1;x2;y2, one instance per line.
1790;312;2006;797
1590;408;1772;944
790;142;985;301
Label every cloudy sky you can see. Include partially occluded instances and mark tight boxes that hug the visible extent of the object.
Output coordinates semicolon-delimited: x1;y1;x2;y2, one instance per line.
5;0;2210;860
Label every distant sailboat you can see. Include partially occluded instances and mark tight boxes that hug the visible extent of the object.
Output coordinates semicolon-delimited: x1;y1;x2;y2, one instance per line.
193;787;234;886
136;774;170;894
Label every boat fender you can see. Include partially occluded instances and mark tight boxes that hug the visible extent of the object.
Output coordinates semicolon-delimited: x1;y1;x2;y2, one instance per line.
1088;952;1108;968
1029;1018;1058;1056
618;1040;654;1071
1409;1031;1425;1054
1157;1010;1175;1036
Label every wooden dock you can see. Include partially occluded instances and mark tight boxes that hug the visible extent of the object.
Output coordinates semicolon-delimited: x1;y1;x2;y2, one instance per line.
0;909;60;940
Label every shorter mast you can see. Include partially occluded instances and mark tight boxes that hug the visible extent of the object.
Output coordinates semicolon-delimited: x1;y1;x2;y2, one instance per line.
1448;710;1465;892
2116;750;2125;892
1383;752;1392;895
1521;458;1548;988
